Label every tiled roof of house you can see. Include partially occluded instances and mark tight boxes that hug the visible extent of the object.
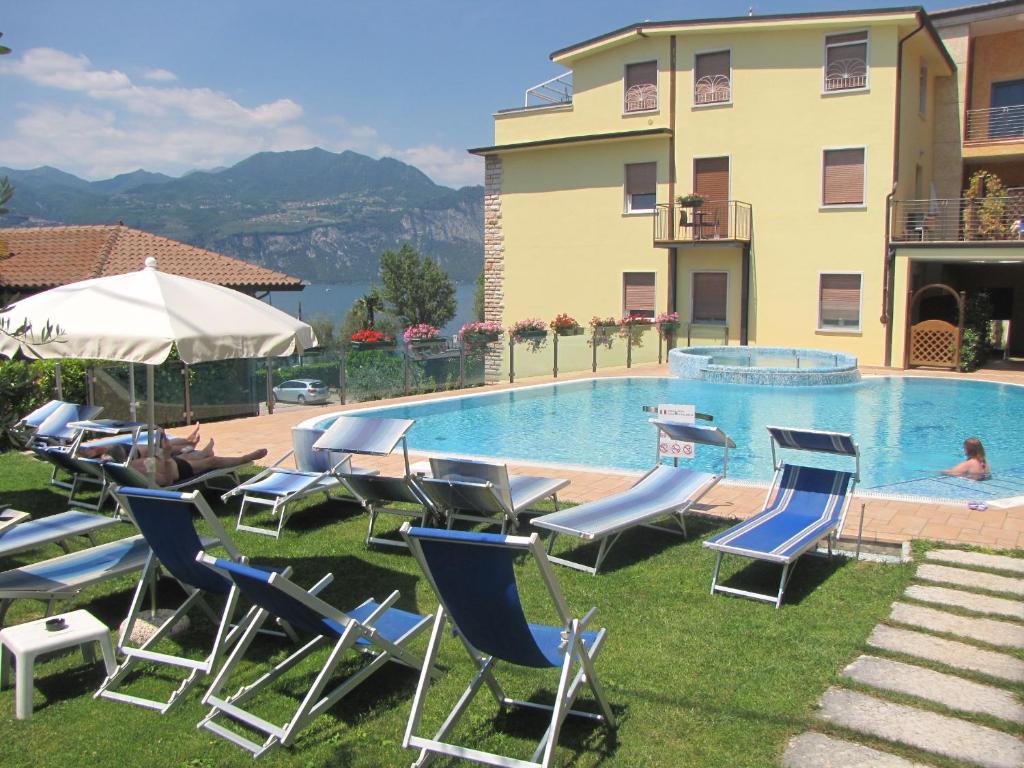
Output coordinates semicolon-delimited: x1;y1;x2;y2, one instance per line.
0;224;304;292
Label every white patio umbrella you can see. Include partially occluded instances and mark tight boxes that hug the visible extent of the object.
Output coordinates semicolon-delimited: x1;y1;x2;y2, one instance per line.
1;256;317;462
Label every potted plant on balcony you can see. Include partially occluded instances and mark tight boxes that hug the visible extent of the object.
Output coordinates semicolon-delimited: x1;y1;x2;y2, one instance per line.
656;311;680;339
403;323;444;351
350;328;395;351
549;313;583;336
589;315;619;348
677;193;705;208
459;320;503;346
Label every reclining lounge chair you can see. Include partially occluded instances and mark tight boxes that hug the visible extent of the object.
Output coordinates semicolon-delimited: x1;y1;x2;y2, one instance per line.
196;555;431;757
224;424;376;538
95;487;250;713
703;426;861;609
417;457;569;533
533;420;734;574
400;524;616;768
9;399;66;446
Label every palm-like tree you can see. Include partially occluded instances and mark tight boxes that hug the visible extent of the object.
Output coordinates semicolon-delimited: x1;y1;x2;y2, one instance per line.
353;287;385;329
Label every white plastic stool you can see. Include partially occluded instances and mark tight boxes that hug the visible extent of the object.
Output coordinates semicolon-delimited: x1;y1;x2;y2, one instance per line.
0;609;116;719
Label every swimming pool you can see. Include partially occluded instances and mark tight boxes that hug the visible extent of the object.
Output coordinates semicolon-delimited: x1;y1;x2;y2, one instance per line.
316;377;1024;502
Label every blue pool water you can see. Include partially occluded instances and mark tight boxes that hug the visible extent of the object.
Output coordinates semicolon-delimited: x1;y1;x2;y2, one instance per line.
336;376;1024;500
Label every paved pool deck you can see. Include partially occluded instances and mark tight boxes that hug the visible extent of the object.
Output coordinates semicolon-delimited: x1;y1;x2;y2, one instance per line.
175;362;1024;551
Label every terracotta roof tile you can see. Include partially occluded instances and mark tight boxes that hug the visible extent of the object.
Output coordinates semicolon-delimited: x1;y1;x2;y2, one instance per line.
0;225;304;292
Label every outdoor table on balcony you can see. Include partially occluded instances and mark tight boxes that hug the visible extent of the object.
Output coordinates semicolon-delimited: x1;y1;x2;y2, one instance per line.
679;210;707;240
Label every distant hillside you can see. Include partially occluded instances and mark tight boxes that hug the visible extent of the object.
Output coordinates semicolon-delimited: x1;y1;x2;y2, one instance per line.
0;147;484;283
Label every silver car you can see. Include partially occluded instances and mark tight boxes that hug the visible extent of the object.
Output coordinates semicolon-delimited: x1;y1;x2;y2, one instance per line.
272;379;330;405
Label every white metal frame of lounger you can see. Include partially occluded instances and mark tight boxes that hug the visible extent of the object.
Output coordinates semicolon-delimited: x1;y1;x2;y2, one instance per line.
707;428;861;609
337;473;439;549
227;450;353;539
540;467;721;576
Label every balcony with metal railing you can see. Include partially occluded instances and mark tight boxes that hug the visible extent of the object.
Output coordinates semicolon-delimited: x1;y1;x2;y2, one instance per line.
889;191;1024;243
654;201;752;246
522;73;573;109
965;105;1024;145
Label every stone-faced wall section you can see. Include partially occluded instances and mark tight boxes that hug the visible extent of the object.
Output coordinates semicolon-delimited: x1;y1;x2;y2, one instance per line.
483;156;505;382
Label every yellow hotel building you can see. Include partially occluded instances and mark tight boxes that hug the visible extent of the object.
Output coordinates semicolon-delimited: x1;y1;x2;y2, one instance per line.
470;2;1024;376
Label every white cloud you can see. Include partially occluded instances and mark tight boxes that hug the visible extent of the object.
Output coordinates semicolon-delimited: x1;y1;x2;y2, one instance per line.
142;68;176;82
0;46;478;188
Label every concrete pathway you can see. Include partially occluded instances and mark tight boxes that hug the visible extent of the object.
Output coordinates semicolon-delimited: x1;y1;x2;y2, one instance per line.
782;549;1024;767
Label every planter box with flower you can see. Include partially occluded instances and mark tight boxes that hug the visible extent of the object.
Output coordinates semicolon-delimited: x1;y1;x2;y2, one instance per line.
619;314;654;345
656;311;680;338
509;318;548;349
403;324;446;351
459;320;503;346
550;313;583;337
350;329;395;350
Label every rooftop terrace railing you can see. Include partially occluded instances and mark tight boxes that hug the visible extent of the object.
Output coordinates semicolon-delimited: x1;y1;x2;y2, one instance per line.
889;192;1024;243
524;73;573;108
965;105;1024;144
654;201;752;244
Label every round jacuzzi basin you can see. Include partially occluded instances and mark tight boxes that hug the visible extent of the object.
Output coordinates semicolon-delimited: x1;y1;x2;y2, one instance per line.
669;345;859;386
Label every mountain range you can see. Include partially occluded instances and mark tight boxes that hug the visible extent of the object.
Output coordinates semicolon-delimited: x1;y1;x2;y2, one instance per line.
0;147;484;283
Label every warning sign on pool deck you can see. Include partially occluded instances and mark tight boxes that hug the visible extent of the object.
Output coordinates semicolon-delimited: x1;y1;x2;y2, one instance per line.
657;404;695;460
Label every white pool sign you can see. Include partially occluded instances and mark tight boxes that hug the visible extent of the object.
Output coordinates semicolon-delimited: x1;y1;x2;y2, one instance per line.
657;404;695;461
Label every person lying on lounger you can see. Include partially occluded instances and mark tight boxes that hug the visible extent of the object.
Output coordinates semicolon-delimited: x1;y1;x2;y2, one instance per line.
130;435;268;487
79;424;203;461
942;437;991;480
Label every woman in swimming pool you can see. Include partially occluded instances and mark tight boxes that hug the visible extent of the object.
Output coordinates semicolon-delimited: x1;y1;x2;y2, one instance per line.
942;437;990;480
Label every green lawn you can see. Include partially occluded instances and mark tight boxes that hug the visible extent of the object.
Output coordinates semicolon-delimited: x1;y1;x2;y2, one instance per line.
0;451;915;768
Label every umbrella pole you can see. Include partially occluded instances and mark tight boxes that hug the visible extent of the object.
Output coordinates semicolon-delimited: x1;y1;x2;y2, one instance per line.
146;364;157;484
54;362;63;399
129;363;137;421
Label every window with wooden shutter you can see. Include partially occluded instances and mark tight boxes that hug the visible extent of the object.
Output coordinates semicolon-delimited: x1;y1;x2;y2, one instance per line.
623;272;656;318
819;273;862;329
624;61;658;112
695;51;731;105
625;162;656;213
691;272;728;324
824;30;868;92
822;148;865;206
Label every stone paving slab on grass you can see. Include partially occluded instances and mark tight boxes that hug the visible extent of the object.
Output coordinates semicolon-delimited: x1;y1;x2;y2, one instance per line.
927;549;1024;575
842;654;1024;724
867;625;1024;683
916;563;1024;597
815;688;1024;768
889;602;1024;649
781;732;930;768
905;584;1024;620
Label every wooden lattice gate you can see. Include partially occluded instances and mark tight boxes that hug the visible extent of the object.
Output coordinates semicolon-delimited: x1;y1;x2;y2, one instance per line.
909;319;960;368
904;283;964;372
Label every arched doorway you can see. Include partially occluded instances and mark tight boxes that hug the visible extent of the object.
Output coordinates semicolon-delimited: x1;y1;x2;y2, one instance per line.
904;283;965;371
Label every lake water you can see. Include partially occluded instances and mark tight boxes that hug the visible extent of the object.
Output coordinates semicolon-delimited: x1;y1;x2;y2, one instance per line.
267;283;477;336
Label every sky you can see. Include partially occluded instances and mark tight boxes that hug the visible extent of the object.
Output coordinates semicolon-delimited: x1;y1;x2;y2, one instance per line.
0;0;967;188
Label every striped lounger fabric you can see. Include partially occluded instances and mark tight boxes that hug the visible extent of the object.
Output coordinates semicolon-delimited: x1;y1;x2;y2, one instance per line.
703;426;859;608
0;534;150;626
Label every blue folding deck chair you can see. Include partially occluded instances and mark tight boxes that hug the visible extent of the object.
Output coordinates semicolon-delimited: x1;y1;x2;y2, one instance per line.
223;424;376;538
534;420;734;574
95;487;251;713
703;426;861;609
418;457;570;534
400;524;616;768
195;555;431;758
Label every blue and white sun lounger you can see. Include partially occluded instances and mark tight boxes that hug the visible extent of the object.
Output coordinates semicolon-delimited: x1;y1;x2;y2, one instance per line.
703;426;860;609
418;457;569;534
0;507;29;536
533;421;734;575
95;488;249;713
0;510;122;561
0;534;150;626
196;555;430;758
9;399;66;446
224;424;376;538
337;472;439;548
400;524;616;768
31;445;111;510
30;402;104;447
